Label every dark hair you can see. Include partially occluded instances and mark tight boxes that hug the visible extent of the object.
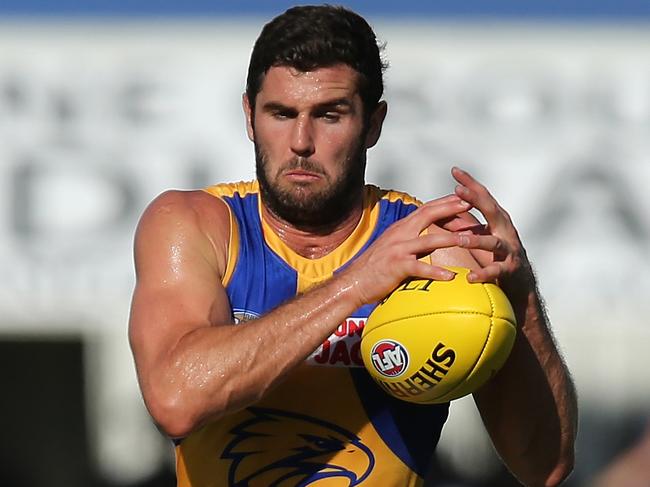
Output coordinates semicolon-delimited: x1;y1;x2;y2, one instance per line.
246;5;387;117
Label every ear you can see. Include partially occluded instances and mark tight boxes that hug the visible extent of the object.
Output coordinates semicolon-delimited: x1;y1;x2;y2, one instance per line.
364;101;388;149
242;93;255;142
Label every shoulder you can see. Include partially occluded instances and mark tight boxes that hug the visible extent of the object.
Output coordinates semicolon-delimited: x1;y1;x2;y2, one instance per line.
138;189;230;236
365;184;422;207
135;188;231;277
365;185;422;224
203;180;259;200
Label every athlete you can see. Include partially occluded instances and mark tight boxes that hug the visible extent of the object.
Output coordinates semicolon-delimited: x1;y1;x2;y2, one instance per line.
129;5;577;487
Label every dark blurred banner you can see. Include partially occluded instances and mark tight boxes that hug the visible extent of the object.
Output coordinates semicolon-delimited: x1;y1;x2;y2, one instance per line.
1;0;650;19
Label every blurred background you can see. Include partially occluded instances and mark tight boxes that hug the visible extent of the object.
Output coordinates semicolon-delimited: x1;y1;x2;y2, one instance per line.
1;1;650;486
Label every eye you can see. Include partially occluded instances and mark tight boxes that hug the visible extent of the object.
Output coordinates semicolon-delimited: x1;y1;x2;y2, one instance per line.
323;112;341;122
312;438;329;448
272;110;293;120
312;106;341;122
299;434;344;452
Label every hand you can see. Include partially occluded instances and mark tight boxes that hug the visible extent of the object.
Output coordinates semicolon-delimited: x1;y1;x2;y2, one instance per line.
451;166;534;291
344;195;471;305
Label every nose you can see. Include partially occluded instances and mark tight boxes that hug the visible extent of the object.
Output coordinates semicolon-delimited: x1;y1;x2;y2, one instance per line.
290;114;315;157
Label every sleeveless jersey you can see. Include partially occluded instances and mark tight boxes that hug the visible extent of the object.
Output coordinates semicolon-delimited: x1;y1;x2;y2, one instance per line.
174;180;449;487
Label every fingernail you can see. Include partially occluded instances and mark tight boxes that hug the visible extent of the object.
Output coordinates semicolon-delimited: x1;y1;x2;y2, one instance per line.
459;199;471;207
459;235;470;247
443;270;456;280
467;272;477;282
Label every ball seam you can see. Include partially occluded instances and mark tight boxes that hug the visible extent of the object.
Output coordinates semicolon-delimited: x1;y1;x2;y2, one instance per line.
431;284;497;402
483;283;496;320
436;321;494;402
368;310;494;329
483;283;497;374
483;284;517;327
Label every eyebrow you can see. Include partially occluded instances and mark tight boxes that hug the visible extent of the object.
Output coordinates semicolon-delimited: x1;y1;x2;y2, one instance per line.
315;98;354;110
261;98;354;113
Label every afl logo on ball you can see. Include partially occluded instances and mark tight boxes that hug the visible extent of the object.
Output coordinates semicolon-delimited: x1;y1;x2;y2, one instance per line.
370;340;409;378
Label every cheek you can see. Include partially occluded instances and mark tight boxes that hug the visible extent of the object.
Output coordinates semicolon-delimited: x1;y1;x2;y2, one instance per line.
258;120;288;140
319;125;363;158
254;124;288;159
252;110;286;140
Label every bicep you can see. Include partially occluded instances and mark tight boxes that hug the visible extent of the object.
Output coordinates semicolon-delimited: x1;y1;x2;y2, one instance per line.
128;193;233;386
129;279;232;372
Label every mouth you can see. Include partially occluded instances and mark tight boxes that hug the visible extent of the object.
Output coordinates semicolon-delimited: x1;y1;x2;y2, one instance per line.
284;169;323;183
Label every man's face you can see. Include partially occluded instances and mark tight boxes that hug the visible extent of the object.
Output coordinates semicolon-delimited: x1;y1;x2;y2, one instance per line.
245;64;372;228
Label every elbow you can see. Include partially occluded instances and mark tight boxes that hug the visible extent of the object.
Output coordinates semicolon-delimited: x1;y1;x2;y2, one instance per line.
143;382;241;439
521;410;577;487
542;454;575;487
541;427;576;487
508;438;575;487
155;412;197;440
518;450;574;487
144;389;206;439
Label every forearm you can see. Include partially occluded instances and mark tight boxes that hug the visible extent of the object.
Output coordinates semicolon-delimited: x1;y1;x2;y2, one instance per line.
475;284;577;487
448;168;577;485
132;193;470;438
144;271;362;437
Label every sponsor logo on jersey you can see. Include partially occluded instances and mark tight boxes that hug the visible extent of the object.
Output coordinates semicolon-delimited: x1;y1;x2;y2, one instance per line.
222;407;375;486
232;309;260;324
307;317;366;367
370;340;409;377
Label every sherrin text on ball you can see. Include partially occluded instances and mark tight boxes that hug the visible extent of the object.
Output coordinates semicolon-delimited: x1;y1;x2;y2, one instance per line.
361;267;517;404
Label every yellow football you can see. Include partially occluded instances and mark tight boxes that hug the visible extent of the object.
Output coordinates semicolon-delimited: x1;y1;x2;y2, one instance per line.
360;267;517;404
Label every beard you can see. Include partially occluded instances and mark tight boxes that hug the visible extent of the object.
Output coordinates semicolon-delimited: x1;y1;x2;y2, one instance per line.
255;141;367;229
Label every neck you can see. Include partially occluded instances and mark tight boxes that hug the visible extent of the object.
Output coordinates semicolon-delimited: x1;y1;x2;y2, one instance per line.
260;192;365;260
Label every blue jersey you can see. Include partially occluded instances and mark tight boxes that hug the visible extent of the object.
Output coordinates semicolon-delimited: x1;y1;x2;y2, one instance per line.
175;180;449;487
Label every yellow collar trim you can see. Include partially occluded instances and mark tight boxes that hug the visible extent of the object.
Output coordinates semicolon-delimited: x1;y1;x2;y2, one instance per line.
260;186;381;282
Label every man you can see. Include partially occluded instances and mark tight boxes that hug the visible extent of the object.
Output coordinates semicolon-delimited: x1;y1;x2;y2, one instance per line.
129;5;577;487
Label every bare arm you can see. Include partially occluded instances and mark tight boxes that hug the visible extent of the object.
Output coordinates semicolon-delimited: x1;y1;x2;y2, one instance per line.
450;167;578;487
129;189;470;438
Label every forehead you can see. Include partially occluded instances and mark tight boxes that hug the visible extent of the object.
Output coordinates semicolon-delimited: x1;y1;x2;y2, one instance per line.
257;64;362;106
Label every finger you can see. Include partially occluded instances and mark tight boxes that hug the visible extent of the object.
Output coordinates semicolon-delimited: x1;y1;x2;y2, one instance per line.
466;263;503;283
457;210;481;224
404;232;461;255
403;200;471;234
441;217;484;233
457;233;508;255
406;260;457;281
451;166;487;192
451;167;507;226
422;194;463;207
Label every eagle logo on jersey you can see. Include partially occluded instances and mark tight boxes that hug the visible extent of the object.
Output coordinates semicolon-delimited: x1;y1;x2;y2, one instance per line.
222;407;375;486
